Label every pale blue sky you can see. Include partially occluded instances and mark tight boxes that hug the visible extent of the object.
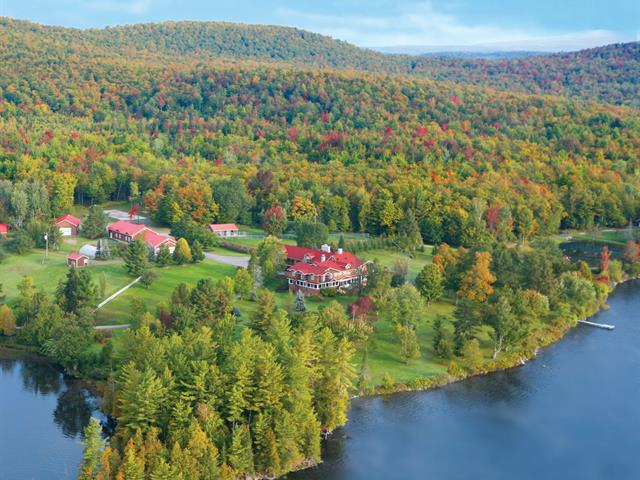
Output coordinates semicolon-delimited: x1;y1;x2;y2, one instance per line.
1;0;638;50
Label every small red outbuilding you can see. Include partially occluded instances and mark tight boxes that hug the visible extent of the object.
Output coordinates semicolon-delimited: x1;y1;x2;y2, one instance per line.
67;253;89;267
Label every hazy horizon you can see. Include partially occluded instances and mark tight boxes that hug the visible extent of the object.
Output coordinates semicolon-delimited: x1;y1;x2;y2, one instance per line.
1;1;638;52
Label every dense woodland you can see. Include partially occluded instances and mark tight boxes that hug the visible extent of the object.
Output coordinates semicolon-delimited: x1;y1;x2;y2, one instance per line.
2;18;639;106
0;18;640;480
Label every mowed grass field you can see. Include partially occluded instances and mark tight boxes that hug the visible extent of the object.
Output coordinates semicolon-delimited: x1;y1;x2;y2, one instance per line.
1;246;130;307
361;247;433;281
96;261;239;324
571;228;637;246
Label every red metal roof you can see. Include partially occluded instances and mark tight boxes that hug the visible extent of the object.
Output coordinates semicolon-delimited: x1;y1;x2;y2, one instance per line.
284;245;320;262
107;220;147;237
67;253;87;261
55;214;81;227
143;229;176;249
0;224;7;234
209;223;239;232
288;261;344;275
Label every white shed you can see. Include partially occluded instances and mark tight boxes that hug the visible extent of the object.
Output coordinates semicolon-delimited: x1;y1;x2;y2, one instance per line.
79;244;98;259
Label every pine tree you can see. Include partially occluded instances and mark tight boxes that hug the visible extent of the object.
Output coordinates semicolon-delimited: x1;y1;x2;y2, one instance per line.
123;239;149;276
229;424;255;476
397;208;423;252
56;267;98;313
116;439;145;480
173;238;192;264
294;289;306;312
253;413;281;476
191;239;205;263
82;205;109;239
78;417;105;480
156;243;172;267
252;289;276;334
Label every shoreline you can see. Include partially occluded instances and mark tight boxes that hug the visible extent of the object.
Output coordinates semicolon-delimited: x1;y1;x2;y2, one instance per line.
354;275;639;399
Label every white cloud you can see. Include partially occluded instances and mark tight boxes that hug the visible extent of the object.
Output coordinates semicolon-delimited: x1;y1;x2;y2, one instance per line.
275;1;625;51
81;0;153;15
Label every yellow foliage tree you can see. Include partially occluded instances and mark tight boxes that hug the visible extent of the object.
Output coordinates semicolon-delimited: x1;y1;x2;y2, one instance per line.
457;251;496;302
0;304;16;336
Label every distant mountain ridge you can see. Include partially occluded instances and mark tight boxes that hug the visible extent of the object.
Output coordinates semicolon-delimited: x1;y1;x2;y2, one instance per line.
1;17;639;106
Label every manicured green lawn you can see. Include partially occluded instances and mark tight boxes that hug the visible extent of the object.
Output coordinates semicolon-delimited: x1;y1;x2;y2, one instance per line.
572;229;636;246
96;260;238;324
361;247;434;281
360;297;494;386
1;247;130;307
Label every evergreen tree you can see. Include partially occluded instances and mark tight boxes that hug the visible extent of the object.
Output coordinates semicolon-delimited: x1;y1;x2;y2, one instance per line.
294;289;306;312
123;239;149;276
253;413;281;476
397;208;423;252
229;424;255;476
252;289;276;334
173;238;192;264
191;239;205;263
96;238;112;260
78;417;105;480
56;267;98;313
156;243;172;266
82;205;109;239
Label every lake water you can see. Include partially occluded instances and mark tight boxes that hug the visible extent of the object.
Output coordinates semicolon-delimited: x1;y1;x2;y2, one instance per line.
0;352;102;480
289;280;640;480
1;281;638;480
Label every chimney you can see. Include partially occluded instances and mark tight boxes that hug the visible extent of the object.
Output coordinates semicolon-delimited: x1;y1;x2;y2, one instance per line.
321;243;331;253
337;248;343;254
321;254;326;262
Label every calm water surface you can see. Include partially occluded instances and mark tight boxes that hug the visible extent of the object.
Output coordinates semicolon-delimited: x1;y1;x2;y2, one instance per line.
290;280;640;480
0;353;102;480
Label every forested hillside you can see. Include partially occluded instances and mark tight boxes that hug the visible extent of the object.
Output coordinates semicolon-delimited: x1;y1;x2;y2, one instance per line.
1;17;639;106
1;60;638;242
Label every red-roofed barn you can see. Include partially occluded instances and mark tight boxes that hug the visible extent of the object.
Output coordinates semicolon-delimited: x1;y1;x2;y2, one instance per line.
55;214;81;236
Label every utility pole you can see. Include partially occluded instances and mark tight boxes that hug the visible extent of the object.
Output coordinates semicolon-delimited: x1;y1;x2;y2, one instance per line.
42;233;48;264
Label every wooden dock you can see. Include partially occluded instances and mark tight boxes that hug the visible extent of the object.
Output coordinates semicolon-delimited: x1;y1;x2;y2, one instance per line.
578;320;615;330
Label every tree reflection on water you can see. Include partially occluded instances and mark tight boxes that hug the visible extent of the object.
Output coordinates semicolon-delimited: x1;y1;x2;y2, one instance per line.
4;354;102;439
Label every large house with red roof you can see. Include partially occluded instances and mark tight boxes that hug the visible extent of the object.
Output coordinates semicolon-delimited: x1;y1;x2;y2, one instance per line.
107;220;176;256
282;244;368;295
55;214;81;236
